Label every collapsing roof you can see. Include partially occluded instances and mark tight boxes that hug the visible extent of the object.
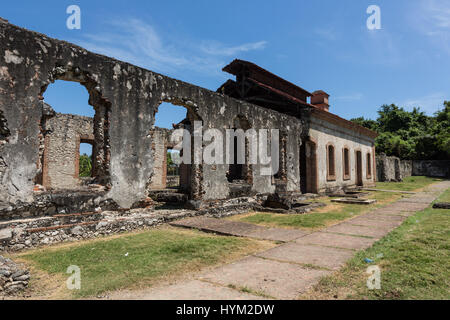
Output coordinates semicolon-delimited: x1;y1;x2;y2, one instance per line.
222;59;312;100
218;59;378;139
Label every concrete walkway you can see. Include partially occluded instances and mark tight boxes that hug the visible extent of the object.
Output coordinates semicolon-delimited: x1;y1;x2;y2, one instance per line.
170;216;310;242
108;181;450;300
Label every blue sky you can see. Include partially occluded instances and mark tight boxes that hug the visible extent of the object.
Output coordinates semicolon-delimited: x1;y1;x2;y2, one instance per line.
3;1;449;153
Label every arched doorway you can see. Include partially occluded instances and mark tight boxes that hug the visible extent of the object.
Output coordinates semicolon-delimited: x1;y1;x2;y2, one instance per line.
355;150;363;186
300;138;318;194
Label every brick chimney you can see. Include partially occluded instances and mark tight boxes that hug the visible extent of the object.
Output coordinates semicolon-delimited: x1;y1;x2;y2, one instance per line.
311;90;330;112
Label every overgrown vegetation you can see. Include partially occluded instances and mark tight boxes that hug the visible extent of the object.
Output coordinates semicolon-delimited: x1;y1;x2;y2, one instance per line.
79;154;92;177
351;101;450;160
19;228;267;298
301;187;450;300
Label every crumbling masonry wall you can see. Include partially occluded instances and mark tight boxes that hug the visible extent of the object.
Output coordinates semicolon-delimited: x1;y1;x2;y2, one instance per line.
41;112;94;189
0;20;303;209
376;155;450;181
148;127;172;190
376;154;401;182
412;160;450;178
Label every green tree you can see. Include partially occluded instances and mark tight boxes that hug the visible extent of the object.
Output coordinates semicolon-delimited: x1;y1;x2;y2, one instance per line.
351;102;450;160
79;154;92;177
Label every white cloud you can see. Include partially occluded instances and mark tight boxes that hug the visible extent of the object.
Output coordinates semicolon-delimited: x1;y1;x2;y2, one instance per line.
401;92;448;114
335;93;364;101
361;29;403;66
314;27;339;41
200;40;267;56
73;18;267;77
413;0;450;54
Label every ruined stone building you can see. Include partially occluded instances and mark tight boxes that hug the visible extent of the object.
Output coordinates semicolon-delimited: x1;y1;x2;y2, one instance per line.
218;60;377;194
0;19;377;223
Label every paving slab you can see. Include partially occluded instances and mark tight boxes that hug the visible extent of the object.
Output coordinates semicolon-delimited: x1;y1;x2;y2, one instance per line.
171;216;309;242
256;243;354;270
346;216;403;229
294;232;376;251
396;196;435;204
198;256;329;299
363;212;407;222
107;280;264;300
331;198;376;205
393;202;430;210
370;207;417;217
324;223;391;239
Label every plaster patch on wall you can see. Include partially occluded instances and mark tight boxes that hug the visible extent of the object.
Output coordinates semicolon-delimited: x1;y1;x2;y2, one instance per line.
0;66;11;81
4;50;24;64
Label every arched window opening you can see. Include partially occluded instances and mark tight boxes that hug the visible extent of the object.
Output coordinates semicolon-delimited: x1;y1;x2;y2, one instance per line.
327;143;336;181
367;152;372;179
343;147;350;180
37;75;110;191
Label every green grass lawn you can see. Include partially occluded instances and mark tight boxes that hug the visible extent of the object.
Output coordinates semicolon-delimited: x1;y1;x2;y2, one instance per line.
231;191;403;230
301;187;450;300
18;227;268;298
375;176;442;191
230;176;441;231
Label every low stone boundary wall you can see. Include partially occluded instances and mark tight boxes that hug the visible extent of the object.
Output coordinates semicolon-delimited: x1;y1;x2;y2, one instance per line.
376;154;449;182
0;255;29;296
376;154;402;182
0;197;259;252
412;160;450;178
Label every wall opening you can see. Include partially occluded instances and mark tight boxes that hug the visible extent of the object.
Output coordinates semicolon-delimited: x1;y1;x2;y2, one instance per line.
300;138;318;194
79;142;93;180
343;147;350;180
150;101;202;199
274;131;287;181
227;115;253;185
366;152;372;179
38;67;111;191
166;149;180;188
356;150;363;186
326;143;336;181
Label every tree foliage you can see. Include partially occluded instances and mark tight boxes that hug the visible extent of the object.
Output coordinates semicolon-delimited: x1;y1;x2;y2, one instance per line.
351;101;450;160
79;154;92;177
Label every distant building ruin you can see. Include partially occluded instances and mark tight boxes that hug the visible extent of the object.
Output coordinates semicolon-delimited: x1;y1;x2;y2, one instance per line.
0;19;377;228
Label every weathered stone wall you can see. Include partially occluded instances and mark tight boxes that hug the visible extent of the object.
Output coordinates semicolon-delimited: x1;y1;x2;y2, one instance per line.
42;113;94;190
0;255;29;295
376;155;449;181
309;116;376;193
376;154;401;182
166;176;180;188
148;127;171;190
400;160;413;180
412;160;450;178
0;20;303;208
